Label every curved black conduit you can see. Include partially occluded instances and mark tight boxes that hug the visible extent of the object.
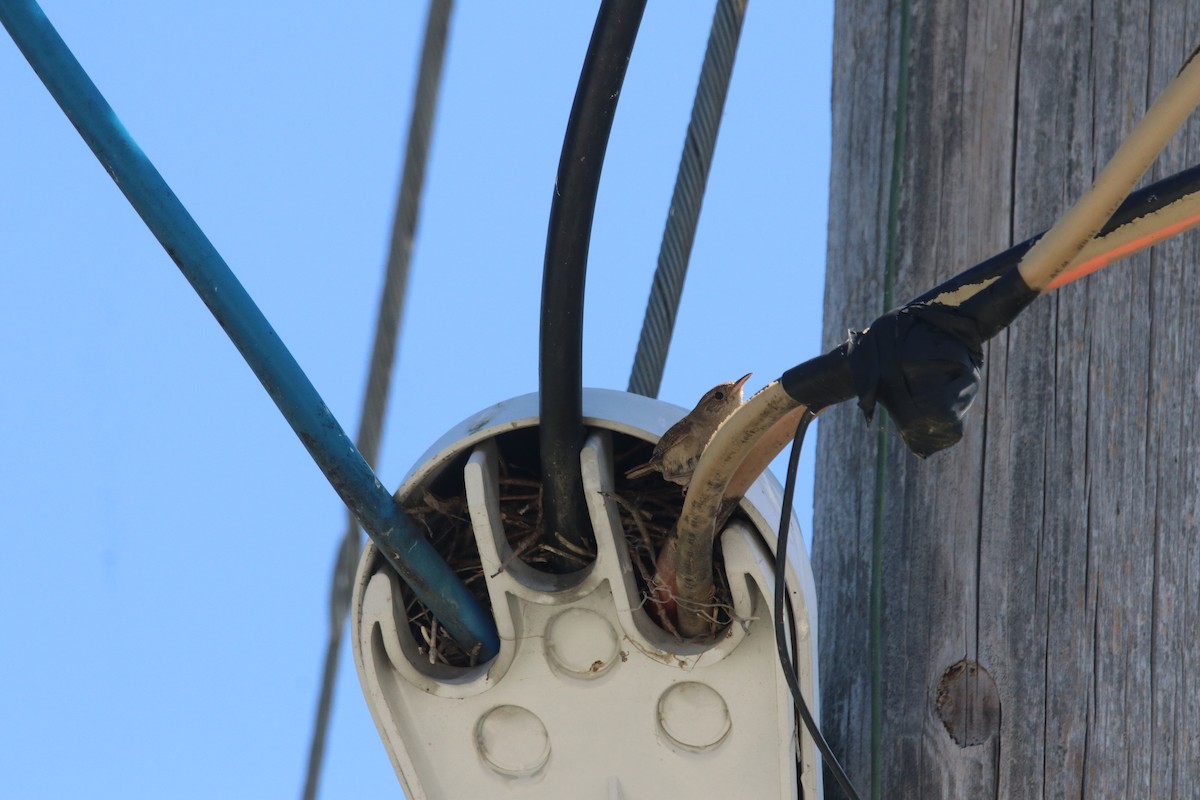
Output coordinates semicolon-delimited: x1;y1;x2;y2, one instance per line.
540;0;647;560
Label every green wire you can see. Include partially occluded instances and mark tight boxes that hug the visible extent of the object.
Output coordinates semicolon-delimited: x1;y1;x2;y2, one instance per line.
873;0;911;797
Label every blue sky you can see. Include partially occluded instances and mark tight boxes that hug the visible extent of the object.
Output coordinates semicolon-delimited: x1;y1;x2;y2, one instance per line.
0;2;833;796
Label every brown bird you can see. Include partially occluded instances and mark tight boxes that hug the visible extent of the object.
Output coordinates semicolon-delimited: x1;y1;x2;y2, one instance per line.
625;373;752;486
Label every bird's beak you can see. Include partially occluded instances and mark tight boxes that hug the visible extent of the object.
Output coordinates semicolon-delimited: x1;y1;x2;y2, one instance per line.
734;372;752;390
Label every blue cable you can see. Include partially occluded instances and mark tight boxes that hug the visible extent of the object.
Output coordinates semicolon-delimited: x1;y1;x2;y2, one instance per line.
0;0;499;662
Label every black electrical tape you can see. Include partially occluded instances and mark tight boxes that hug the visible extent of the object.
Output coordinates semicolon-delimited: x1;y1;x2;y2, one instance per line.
845;268;1037;458
910;162;1200;306
782;163;1200;455
779;342;856;412
954;263;1042;340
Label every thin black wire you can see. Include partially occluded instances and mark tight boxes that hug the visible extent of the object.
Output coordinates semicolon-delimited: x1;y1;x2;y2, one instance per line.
775;410;863;800
301;1;453;797
540;0;647;563
627;0;747;398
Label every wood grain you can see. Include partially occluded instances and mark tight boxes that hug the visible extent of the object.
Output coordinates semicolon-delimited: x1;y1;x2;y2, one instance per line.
815;1;1200;797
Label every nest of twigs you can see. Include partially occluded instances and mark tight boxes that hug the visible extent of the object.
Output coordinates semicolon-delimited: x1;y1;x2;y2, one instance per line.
392;427;735;668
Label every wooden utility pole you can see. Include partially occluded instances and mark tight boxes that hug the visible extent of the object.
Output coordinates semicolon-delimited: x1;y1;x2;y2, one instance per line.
815;2;1200;798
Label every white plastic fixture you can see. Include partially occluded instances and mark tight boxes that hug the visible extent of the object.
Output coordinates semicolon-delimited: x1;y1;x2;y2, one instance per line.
351;388;822;799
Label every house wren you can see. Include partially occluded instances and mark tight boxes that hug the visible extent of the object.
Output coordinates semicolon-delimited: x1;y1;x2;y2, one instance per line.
625;373;752;486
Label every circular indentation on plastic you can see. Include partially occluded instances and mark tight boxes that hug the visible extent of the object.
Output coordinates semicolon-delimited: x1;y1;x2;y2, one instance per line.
657;682;731;752
476;705;550;777
544;608;619;678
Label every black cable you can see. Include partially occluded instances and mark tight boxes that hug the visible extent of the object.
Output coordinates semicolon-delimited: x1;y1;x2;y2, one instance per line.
301;1;453;797
774;410;863;800
780;164;1200;412
908;161;1200;307
628;0;747;398
777;162;1200;456
540;0;647;561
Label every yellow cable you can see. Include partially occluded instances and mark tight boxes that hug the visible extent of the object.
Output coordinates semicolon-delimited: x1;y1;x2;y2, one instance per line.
1019;49;1200;291
672;381;802;637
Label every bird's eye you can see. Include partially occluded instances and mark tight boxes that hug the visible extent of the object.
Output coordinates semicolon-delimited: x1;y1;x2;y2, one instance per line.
714;391;725;400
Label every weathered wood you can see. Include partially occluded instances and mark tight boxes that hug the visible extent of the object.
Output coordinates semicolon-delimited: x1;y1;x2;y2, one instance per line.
815;1;1200;798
